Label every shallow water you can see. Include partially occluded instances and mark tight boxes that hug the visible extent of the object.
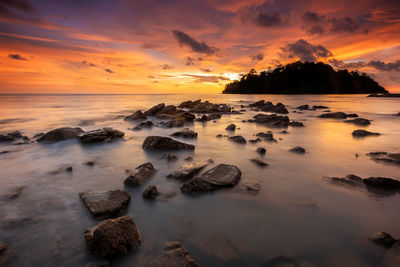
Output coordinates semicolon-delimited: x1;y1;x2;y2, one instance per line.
0;94;399;267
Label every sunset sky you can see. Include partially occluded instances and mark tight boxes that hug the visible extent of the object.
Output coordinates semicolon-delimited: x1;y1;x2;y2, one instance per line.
0;0;399;94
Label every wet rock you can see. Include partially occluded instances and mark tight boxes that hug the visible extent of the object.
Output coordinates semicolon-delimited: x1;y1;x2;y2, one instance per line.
256;147;266;154
228;135;246;144
236;180;261;195
195;113;221;121
347;113;358;117
142;136;195;150
171;128;197;138
363;177;400;190
79;190;131;218
352;129;380;137
288;121;304;127
250;158;268;167
296;104;309;110
144;103;165;116
249;101;288;114
313;105;329;109
280;130;289;134
84;216;141;257
142;185;159;199
148;242;199;267
344;118;371;126
0;131;24;142
184;156;193;162
78;128;124;143
158;190;178;201
181;164;241;192
394;112;400;117
226;124;236;131
167;161;208;180
256;132;277;142
0;242;6;253
161;153;178;161
289;146;306;154
253;114;290;126
328;174;400;192
369;232;397;248
125;110;147;120
318;112;357;119
368;152;400;165
124;162;156;186
65;166;73;172
249;138;261;143
37;127;84;143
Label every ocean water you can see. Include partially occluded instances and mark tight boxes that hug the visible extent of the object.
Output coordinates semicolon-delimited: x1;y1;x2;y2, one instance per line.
0;94;399;267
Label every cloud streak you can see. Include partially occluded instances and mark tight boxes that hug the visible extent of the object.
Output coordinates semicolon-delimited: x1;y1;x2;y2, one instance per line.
172;30;218;55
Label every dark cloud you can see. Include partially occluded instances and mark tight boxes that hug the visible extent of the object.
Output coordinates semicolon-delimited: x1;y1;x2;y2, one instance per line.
328;17;360;33
250;53;264;61
367;60;400;71
185;56;195;66
81;60;96;67
329;59;400;72
104;68;114;73
301;12;325;35
140;43;155;49
253;12;283;27
161;64;174;70
8;54;27;60
200;68;212;72
172;30;218;55
1;0;38;15
281;39;333;61
301;12;363;35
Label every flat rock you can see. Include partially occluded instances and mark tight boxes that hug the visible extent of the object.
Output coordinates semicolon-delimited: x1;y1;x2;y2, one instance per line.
352;129;380;137
125;110;147;120
226;124;236;131
37;127;84;143
78;128;124;143
79;190;130;218
253;114;290;126
250;158;268;167
228;135;246;144
147;242;199;267
289;146;306;154
168;161;208;180
181;164;241;192
124;162;156;186
369;232;397;248
171;128;197;138
142;185;159;199
142;136;195;150
344;118;371;126
84;216;141;257
318;112;357;119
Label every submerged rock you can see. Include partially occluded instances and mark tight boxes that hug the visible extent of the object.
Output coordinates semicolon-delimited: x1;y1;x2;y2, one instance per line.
181;164;241;193
142;136;195;150
78;128;124;143
327;174;400;193
195;114;221;121
137;120;154;128
84;216;141;257
161;153;178;161
167;161;208;180
125;110;147;120
313;105;329;109
367;152;400;165
250;158;268;167
369;232;397;248
352;129;380;137
79;190;130;218
318;112;357;119
142;185;159;199
124;162;156;186
228;135;247;144
249;100;288;114
148;242;199;267
37;127;84;143
171;128;197;138
249;138;261;143
0;131;25;142
344;118;371;126
226;124;236;131
289;146;306;154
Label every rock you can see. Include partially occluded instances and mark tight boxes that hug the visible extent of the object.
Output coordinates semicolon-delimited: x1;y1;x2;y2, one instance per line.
280;130;289;134
124;162;156;186
142;136;195;151
78;128;124;143
179;100;232;114
344;118;371;126
249;101;288;114
249;138;261;143
84;216;141;257
253;114;290;126
369;232;397;248
0;242;6;253
167;161;208;180
289;146;306;154
86;161;95;166
256;147;266;154
363;177;400;190
313;105;329;109
171;128;197;138
0;131;25;142
352;129;380;137
65;166;73;172
318;112;357;119
347;113;358;117
366;152;400;165
79;190;131;218
226;124;236;131
136;120;154;128
142;185;159;199
0;243;17;265
296;104;309;110
237;180;261;194
161;153;178;161
228;135;246;144
144;103;165;116
147;242;199;267
196;113;221;121
256;132;277;142
37;127;84;143
394;112;400;117
125;110;147;120
250;158;268;167
383;241;400;267
181;164;241;192
184;156;193;162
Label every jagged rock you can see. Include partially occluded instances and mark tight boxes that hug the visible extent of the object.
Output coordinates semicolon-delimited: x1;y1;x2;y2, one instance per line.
125;110;147;120
289;121;304;127
142;136;195;150
289;146;306;154
352;129;380;137
297;104;309;110
124;162;156;186
179;100;232;114
142;185;159;199
249;101;288;114
256;132;277;142
195;113;221;121
318;112;358;119
181;164;241;192
249;138;261;143
167;161;208;180
256;147;266;154
79;190;130;218
37;127;84;143
250;158;268;167
369;232;397;248
0;242;17;265
147;242;199;267
226;124;236;131
78;128;124;143
144;103;165;116
344;118;371;126
228;136;246;144
84;216;141;257
171;128;197;138
161;153;178;161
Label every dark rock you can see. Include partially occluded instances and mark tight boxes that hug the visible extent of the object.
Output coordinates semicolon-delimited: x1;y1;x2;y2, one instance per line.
367;152;400;165
181;164;241;192
137;120;153;128
256;147;266;154
125;110;147;120
0;242;6;253
249;101;288;114
86;161;95;166
195;113;221;121
352;129;380;137
65;166;73;172
226;124;236;131
318;112;348;119
289;121;304;127
289;146;306;154
0;131;24;142
236;180;261;195
179;100;232;114
347;113;358;117
216;134;222;138
228;135;246;144
363;177;400;190
312;105;329;109
394;112;400;117
142;185;159;199
256;132;277;142
383;241;400;267
84;216;141;257
296;104;309;110
144;103;165;116
253;114;290;126
167;161;207;180
124;162;156;186
249;138;261;143
78;128;124;143
147;242;199;267
250;158;268;167
79;190;131;218
37;127;84;143
161;153;178;161
280;130;289;134
171;128;197;138
344;118;371;126
142;136;195;151
369;232;397;248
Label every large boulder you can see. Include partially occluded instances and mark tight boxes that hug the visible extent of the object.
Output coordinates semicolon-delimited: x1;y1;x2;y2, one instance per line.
147;242;199;267
84;216;141;257
363;177;400;190
181;164;241;192
142;136;195;150
167;161;208;180
37;127;84;143
124;162;156;186
78;128;124;143
79;190;130;218
125;110;147;120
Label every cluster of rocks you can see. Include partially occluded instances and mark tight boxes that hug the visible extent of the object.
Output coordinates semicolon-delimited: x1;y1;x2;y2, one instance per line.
0;131;30;143
296;104;329;111
37;127;124;143
248;100;288;114
178;99;232;113
251;114;304;127
367;152;400;165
